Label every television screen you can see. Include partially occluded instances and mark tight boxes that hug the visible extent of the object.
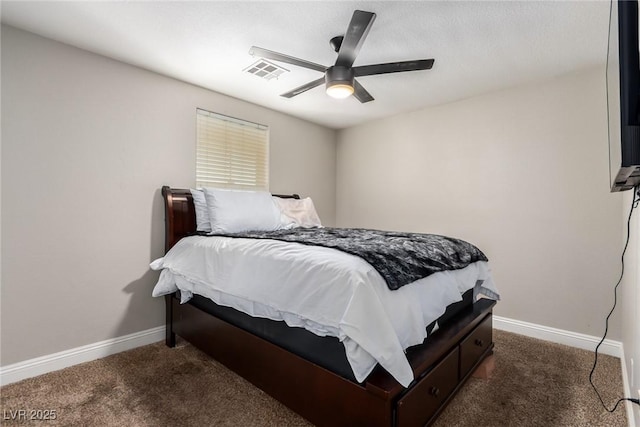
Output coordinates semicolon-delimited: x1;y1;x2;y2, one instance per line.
608;0;640;192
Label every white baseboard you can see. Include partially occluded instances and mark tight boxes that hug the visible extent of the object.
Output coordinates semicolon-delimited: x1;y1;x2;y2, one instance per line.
493;315;623;358
0;326;165;386
620;345;637;427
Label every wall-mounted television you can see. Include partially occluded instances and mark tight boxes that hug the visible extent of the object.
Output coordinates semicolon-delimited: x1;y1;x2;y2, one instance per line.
608;0;640;192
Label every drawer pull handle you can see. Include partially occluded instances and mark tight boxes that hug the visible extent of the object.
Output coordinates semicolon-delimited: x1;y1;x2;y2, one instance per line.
429;387;440;397
474;339;484;347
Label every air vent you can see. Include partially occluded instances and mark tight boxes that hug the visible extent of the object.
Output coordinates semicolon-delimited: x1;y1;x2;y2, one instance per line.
244;59;289;81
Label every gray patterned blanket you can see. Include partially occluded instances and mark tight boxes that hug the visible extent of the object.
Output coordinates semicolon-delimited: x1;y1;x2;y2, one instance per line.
210;227;488;290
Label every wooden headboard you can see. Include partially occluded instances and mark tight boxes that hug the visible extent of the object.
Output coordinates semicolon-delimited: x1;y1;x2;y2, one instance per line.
161;186;196;253
161;186;300;253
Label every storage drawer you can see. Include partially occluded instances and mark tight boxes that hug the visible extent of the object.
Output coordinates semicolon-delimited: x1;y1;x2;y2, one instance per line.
460;313;492;377
396;347;459;427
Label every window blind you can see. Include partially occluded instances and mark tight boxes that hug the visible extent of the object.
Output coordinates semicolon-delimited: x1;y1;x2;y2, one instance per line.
196;109;269;190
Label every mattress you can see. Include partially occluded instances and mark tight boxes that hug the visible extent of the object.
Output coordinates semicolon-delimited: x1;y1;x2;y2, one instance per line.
151;235;499;386
183;287;476;382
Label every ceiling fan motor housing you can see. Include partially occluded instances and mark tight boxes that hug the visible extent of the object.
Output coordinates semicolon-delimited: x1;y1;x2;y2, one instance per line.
325;66;354;88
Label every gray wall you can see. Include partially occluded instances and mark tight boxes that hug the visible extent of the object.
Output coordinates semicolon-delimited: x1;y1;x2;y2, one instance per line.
0;25;336;365
336;67;625;339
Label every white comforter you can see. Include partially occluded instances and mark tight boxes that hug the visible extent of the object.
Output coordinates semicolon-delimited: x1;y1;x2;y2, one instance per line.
150;235;499;387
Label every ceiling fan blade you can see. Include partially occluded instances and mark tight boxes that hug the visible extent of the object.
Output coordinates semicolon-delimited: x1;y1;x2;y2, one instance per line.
353;79;374;103
335;10;376;68
249;46;327;73
354;59;435;77
280;77;326;98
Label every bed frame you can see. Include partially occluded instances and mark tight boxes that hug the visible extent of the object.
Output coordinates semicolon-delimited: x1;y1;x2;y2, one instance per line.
161;186;496;427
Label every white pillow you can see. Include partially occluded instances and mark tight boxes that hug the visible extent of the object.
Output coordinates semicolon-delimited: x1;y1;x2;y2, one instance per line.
190;189;211;233
203;188;283;233
273;197;323;228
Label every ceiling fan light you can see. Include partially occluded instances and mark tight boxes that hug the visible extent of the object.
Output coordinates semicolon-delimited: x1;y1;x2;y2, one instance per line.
326;83;354;99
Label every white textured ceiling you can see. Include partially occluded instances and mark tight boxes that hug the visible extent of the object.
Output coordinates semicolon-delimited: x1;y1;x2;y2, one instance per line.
1;1;610;129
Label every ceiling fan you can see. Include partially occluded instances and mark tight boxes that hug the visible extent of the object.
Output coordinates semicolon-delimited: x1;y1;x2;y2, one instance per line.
249;10;435;103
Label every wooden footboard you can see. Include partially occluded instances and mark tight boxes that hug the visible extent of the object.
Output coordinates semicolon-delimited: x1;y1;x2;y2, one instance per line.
168;292;495;427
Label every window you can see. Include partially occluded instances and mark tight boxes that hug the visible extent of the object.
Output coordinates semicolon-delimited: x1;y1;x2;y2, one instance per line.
196;109;269;190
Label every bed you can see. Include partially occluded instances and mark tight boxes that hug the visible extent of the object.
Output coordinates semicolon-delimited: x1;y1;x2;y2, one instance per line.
155;186;498;426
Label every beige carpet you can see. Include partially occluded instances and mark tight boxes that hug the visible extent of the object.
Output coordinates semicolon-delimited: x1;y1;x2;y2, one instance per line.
0;330;627;426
